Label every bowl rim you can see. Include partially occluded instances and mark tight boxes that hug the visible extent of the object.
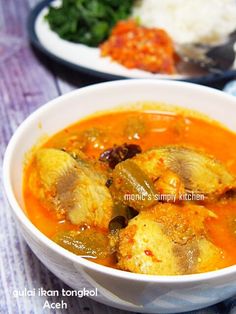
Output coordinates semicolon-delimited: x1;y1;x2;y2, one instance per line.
3;79;236;283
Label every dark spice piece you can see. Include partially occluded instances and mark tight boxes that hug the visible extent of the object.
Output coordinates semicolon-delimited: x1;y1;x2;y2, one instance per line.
126;206;139;220
105;178;113;188
99;143;142;169
109;216;127;234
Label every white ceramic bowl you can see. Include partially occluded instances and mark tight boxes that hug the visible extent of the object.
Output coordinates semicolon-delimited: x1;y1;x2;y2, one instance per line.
3;80;236;313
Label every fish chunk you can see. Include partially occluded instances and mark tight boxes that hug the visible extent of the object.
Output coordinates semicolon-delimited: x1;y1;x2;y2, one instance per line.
117;203;222;275
117;215;181;275
133;145;236;199
29;148;113;229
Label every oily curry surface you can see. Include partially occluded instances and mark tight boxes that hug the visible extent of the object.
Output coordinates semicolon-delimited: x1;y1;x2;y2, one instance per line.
24;109;236;275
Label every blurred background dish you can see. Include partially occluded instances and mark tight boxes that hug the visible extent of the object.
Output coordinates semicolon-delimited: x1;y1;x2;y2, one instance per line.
29;0;236;83
224;79;236;96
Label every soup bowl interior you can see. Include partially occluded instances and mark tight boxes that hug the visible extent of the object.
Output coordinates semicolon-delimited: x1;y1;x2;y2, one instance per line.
3;80;236;313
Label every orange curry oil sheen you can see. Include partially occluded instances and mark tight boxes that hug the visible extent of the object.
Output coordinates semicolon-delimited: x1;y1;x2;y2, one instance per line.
23;110;236;271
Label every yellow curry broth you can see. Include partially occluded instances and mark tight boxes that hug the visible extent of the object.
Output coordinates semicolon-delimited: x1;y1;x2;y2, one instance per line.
24;110;236;271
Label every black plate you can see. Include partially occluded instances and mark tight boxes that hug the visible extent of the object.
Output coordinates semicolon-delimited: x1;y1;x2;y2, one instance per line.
28;0;236;84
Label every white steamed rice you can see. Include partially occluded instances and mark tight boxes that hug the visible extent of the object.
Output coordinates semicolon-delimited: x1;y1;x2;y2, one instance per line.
132;0;236;44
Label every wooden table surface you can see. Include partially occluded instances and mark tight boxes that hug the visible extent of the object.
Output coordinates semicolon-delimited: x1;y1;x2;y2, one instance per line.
0;1;236;313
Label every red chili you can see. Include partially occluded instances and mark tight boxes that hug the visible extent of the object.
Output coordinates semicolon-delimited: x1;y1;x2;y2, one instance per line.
144;249;154;256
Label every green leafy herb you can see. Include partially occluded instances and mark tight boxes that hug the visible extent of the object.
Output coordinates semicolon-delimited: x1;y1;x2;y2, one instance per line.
45;0;134;47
